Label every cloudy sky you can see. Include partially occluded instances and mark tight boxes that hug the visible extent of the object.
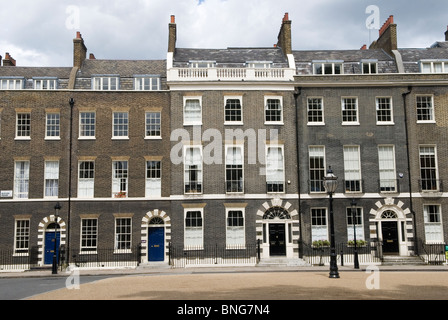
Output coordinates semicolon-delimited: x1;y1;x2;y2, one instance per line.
1;0;447;67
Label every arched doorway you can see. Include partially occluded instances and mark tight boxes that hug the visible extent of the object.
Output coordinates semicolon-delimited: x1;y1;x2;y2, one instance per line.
141;209;171;264
148;217;165;262
369;198;413;256
381;211;399;254
264;207;290;256
44;222;60;265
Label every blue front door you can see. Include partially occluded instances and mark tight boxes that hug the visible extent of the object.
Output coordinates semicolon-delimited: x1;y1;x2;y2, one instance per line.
44;232;60;265
148;227;164;261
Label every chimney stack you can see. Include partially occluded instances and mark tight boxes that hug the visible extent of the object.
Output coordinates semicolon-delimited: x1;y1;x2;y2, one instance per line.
73;31;87;68
369;15;397;55
168;15;177;53
277;13;292;55
3;52;16;66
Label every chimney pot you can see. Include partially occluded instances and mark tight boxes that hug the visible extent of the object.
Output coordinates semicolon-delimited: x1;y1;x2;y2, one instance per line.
89;53;96;59
360;44;367;50
171;15;175;24
3;52;16;66
283;13;289;21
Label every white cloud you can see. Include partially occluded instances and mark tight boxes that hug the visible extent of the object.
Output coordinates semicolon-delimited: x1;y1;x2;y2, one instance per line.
0;0;447;66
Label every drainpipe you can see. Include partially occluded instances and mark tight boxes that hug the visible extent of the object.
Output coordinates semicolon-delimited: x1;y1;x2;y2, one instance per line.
402;87;418;255
293;87;303;258
67;97;75;264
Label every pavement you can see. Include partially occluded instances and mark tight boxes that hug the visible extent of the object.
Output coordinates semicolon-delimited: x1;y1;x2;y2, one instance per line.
2;263;448;301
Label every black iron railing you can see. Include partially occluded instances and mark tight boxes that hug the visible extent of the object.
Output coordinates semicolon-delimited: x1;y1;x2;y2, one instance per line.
417;240;447;265
169;242;259;268
301;241;383;266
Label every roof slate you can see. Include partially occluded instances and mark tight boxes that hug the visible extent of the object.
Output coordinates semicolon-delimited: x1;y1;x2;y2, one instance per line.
0;66;72;79
173;47;288;66
292;49;394;62
77;59;167;77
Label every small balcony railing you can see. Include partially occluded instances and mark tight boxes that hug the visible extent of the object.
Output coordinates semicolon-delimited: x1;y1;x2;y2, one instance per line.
168;67;295;82
419;179;443;193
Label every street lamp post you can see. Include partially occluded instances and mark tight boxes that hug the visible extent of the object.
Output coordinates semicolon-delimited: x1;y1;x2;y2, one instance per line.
52;202;61;274
351;199;360;269
323;166;339;279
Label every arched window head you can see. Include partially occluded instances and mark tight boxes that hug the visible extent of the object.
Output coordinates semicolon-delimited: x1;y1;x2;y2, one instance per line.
263;206;290;220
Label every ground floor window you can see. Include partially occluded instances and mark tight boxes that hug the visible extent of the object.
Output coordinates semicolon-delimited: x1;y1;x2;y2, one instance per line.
311;208;328;243
81;218;98;252
115;218;132;251
423;205;443;243
14;219;30;254
226;210;245;247
184;210;203;248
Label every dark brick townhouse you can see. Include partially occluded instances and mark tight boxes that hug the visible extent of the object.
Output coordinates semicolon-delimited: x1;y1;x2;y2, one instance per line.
0;14;447;270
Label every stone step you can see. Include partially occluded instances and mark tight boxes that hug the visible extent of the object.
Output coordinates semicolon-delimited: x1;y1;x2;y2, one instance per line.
258;258;311;267
382;255;426;266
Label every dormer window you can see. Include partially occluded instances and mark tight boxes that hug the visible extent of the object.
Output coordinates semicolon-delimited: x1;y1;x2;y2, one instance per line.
421;60;448;73
189;61;216;68
92;76;119;90
247;61;272;68
361;60;378;74
0;78;24;90
134;76;160;91
313;61;343;75
34;78;58;90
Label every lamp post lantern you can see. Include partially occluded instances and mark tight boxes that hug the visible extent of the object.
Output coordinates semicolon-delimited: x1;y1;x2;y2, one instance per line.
323;166;339;278
52;202;61;274
351;198;360;269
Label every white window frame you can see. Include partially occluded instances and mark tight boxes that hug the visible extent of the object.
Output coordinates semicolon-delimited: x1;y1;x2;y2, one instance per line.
78;161;95;198
313;61;343;75
309;146;326;193
341;97;359;125
378;145;397;193
307;97;324;125
265;145;285;193
226;208;246;248
183;96;202;126
134;76;161;91
145;111;161;139
264;96;283;124
225;144;244;194
14;161;30;199
146;160;162;198
184;145;203;194
224;96;243;125
0;78;23;90
423;204;444;243
15;112;31;140
45;112;61;140
343;146;362;193
184;208;204;249
346;206;365;241
92;76;119;91
376;97;394;125
112;112;129;139
114;217;132;252
416;95;435;123
361;61;378;74
79;111;96;139
311;208;328;243
189;61;216;68
44;160;59;198
80;218;98;253
420;60;448;74
419;145;439;192
112;160;128;198
14;219;30;254
34;78;57;90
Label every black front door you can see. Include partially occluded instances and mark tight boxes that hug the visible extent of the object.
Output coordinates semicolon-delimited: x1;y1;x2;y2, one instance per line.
382;221;399;254
269;224;286;256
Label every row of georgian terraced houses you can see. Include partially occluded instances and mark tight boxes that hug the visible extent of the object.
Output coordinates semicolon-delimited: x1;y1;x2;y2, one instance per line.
0;13;447;270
